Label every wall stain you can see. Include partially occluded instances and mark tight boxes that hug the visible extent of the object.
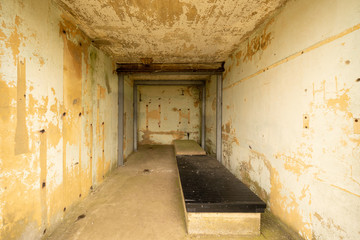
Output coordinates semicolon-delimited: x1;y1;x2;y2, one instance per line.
96;85;106;184
178;108;190;124
139;130;197;145
4;16;24;65
270;167;313;239
243;19;274;62
0;5;118;239
105;73;111;94
326;89;350;115
61;19;85;209
14;58;29;155
276;151;313;179
110;0;196;28
146;104;161;128
40;130;48;231
0;80;15;123
221;120;240;166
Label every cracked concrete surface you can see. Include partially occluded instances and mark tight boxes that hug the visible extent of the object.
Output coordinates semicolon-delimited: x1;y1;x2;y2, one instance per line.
53;0;287;63
47;145;299;240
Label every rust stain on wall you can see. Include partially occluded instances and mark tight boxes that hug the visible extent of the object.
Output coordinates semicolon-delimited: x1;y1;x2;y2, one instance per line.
139;130;193;145
40;130;48;230
235;50;242;66
0;3;119;238
221;120;240;166
102;122;106;177
61;19;84;208
14;58;29;155
105;73;111;94
146;104;161;128
178;108;190;124
47;113;62;149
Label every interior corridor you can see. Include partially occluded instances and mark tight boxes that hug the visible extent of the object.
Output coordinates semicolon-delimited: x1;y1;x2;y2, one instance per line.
47;145;298;240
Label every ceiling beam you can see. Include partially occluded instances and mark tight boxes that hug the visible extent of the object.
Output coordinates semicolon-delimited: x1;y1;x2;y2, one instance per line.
134;80;204;86
116;62;224;74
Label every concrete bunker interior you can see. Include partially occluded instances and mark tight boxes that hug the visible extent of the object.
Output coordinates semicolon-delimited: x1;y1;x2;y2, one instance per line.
1;0;360;239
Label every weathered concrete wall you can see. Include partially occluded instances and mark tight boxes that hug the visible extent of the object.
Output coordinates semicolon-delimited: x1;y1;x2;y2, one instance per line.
123;75;133;159
0;0;118;239
138;85;201;145
222;0;360;239
205;75;216;155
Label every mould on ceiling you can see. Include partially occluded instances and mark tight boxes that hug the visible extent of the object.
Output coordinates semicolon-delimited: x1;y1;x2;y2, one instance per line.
54;0;287;63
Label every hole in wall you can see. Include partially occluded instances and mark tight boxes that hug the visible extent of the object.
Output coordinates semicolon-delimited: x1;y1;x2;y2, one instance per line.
77;214;86;220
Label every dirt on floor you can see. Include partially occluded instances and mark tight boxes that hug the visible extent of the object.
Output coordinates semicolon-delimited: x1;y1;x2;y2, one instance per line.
47;145;300;240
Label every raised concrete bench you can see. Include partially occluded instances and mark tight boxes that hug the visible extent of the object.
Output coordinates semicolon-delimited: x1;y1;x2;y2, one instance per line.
176;154;266;235
173;140;206;156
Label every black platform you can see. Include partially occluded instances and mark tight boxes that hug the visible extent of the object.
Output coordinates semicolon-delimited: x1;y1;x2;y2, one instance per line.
177;155;266;213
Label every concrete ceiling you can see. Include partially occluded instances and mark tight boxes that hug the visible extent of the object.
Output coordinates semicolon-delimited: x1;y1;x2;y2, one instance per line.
55;0;286;63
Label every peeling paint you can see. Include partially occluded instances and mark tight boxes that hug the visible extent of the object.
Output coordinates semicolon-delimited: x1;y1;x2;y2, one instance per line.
138;85;201;145
53;0;287;63
222;0;360;239
0;0;118;238
14;58;29;155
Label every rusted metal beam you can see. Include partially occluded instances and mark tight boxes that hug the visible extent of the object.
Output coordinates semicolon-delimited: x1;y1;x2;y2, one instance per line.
116;63;225;74
134;80;204;86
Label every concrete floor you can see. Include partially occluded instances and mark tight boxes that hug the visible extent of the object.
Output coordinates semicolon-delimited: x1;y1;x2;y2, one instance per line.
47;145;299;240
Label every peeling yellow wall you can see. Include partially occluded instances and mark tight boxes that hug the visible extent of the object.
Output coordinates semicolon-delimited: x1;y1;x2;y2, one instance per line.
0;0;118;239
223;0;360;239
137;85;201;145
